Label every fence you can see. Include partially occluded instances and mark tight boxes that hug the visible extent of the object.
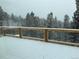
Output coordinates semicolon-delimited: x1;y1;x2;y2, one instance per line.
0;26;79;46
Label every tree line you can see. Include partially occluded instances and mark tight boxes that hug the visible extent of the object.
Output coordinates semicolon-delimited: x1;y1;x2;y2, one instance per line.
0;6;76;42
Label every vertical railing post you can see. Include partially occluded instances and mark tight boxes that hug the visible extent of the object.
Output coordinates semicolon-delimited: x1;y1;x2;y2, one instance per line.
3;27;6;36
0;27;2;35
44;29;48;42
18;28;22;38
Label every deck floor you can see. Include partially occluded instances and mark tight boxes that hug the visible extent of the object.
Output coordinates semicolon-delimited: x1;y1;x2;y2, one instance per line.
0;36;79;59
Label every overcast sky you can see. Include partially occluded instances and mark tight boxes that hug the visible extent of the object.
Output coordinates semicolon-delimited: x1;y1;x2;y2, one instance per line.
0;0;76;20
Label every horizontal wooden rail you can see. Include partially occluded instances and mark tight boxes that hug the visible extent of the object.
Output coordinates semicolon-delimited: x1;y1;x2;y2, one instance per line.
0;26;79;47
1;26;79;33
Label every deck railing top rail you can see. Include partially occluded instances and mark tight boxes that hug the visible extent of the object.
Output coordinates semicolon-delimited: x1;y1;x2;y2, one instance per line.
0;26;79;33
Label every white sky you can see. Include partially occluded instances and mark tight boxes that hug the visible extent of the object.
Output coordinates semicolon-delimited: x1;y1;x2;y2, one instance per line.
0;0;76;20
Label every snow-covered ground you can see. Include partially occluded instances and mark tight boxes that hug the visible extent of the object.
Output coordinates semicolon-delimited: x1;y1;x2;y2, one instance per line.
0;36;79;59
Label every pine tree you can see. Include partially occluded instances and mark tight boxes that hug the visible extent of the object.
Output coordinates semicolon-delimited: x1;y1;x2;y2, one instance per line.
47;12;53;28
64;14;70;28
0;6;9;26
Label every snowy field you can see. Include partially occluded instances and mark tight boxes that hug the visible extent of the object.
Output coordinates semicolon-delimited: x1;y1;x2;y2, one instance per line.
0;36;79;59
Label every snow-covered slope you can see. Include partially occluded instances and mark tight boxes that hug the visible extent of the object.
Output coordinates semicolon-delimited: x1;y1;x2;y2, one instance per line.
0;36;79;59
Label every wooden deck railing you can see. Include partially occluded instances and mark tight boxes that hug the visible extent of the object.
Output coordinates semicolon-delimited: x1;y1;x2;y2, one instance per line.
0;26;79;47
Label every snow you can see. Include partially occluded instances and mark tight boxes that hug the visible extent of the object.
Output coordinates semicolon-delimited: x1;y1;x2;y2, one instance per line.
0;36;79;59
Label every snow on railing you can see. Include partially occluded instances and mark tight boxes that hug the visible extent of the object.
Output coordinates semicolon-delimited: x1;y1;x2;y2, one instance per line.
0;26;79;46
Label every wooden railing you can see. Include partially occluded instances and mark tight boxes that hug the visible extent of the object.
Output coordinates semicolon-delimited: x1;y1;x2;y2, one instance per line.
0;26;79;46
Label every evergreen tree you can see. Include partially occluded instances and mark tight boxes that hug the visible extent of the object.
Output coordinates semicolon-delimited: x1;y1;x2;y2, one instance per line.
47;12;53;28
0;6;4;21
0;6;9;26
30;11;34;17
64;14;70;28
26;13;30;26
53;16;58;28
